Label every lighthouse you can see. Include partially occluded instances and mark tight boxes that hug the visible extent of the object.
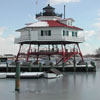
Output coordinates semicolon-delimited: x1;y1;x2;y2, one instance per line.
15;4;85;68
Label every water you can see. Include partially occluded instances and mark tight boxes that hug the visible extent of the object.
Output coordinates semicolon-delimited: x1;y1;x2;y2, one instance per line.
0;60;100;100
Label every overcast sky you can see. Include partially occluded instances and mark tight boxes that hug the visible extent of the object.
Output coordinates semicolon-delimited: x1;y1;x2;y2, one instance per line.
0;0;100;55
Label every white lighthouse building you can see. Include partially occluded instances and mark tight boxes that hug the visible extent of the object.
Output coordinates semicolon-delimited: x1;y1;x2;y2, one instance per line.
15;4;84;44
15;4;85;66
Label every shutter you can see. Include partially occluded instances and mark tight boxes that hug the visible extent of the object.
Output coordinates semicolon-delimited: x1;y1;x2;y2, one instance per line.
48;30;51;36
41;30;43;36
75;32;77;37
72;32;74;37
63;30;65;36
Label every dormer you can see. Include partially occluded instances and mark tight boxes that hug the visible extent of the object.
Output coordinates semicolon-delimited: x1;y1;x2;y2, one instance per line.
36;4;62;21
58;18;75;26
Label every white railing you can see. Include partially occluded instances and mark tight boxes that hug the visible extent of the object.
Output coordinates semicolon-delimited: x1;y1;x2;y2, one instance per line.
15;35;85;44
38;36;85;42
38;36;63;41
64;36;85;42
14;36;30;43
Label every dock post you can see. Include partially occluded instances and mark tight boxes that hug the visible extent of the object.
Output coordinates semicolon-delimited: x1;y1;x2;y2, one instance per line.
6;62;8;72
62;62;65;72
50;62;53;68
29;62;32;72
73;55;76;72
15;61;20;91
86;62;88;72
39;63;42;72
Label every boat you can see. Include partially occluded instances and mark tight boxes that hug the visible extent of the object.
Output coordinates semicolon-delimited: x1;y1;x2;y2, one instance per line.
43;68;63;79
0;73;6;79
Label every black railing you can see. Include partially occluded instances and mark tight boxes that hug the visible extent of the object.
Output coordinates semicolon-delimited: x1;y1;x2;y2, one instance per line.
36;12;62;18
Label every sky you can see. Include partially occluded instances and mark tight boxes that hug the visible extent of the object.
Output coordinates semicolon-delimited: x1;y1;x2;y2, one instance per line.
0;0;100;55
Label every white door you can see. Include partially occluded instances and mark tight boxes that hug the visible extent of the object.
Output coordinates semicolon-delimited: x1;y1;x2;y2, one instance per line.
30;31;38;41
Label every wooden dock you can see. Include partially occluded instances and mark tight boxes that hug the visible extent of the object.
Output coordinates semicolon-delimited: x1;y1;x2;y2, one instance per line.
0;64;96;72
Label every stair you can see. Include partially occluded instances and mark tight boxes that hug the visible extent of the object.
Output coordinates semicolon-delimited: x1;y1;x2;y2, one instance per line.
56;52;78;65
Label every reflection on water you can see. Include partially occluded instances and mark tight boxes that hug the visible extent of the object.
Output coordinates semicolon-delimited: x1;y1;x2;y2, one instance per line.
0;61;100;100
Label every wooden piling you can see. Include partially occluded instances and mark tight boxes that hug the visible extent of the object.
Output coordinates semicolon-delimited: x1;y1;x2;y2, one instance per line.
29;62;32;72
86;62;88;72
62;62;65;72
39;63;42;72
15;62;20;91
6;62;8;72
73;55;76;72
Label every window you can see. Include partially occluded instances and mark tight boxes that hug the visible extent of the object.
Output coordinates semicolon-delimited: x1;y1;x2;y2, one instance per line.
72;32;78;37
41;30;51;36
63;30;69;36
67;20;72;26
45;30;48;36
68;21;70;26
66;31;69;36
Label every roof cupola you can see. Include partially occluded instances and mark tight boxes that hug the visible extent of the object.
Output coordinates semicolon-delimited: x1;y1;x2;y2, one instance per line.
36;4;62;20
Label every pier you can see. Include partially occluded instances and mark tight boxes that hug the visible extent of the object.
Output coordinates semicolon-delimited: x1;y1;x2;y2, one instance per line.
0;64;96;72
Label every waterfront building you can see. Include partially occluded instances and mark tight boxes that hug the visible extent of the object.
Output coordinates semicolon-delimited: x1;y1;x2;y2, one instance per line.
15;4;85;66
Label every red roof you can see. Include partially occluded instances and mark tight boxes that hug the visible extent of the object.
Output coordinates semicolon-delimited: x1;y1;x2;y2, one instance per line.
44;20;83;30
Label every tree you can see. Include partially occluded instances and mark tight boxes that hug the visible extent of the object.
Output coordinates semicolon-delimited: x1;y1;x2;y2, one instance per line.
95;47;100;57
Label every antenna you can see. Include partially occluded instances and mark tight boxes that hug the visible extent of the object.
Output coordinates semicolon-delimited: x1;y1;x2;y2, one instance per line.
64;5;66;19
49;0;51;5
36;0;38;14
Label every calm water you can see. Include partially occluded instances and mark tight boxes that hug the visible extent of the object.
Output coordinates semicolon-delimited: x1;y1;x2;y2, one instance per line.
0;60;100;100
